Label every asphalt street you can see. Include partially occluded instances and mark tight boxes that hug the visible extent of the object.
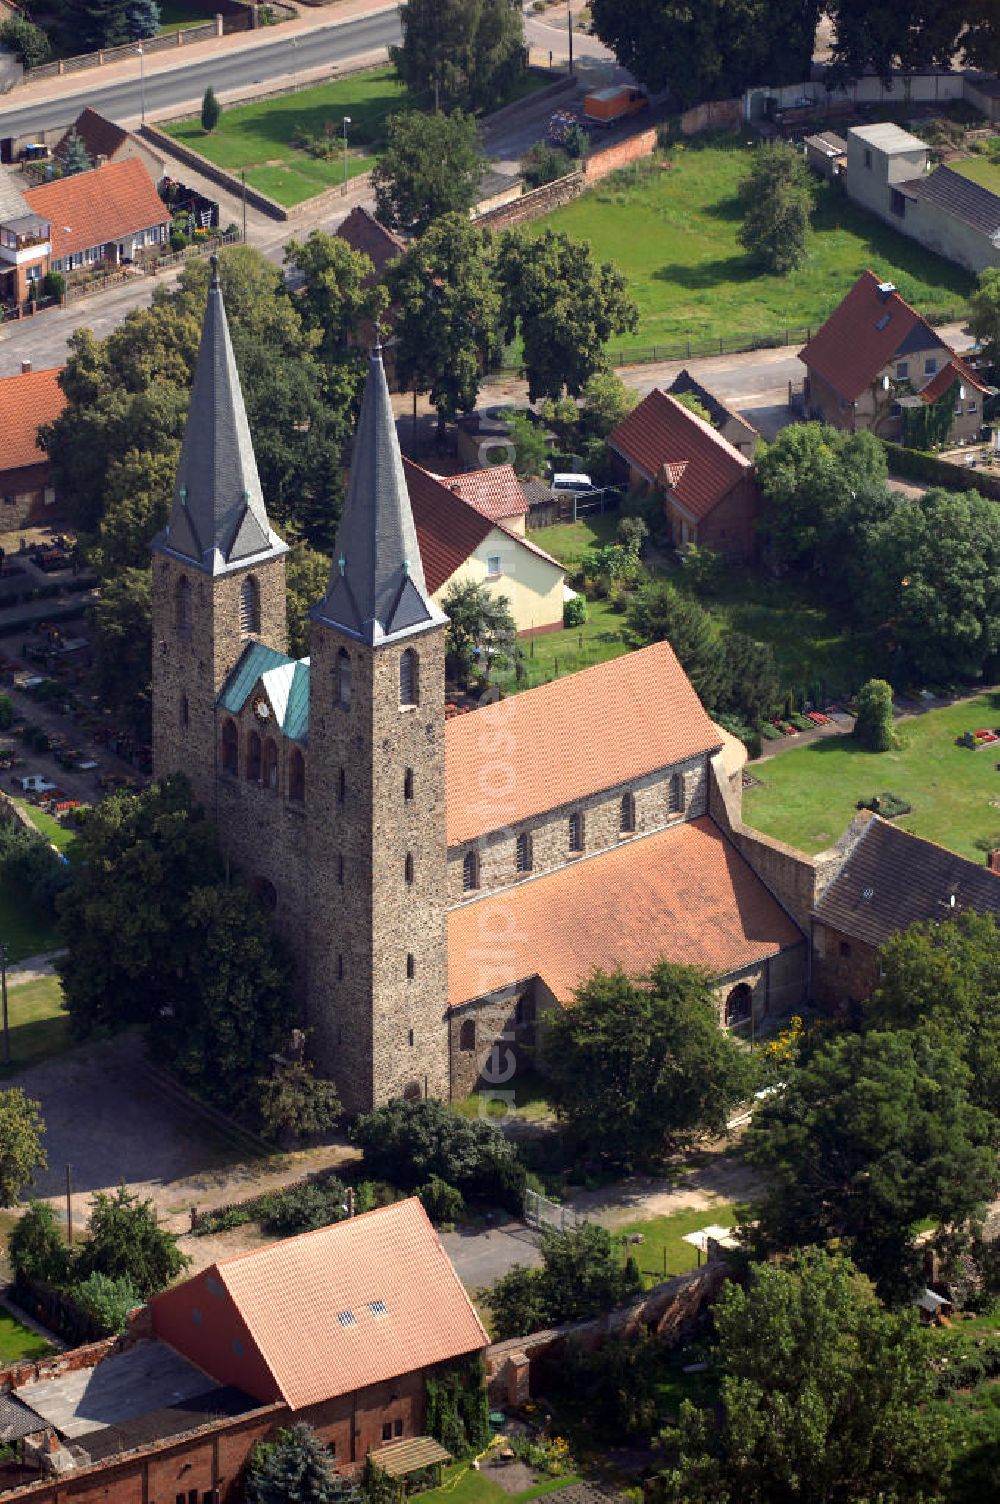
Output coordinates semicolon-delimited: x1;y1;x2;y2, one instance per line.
0;10;402;137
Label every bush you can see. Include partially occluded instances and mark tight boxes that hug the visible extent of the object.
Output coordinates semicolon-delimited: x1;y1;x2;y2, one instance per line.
522;143;576;188
563;595;587;628
8;1201;71;1285
417;1176;464;1225
41;271;65;302
854;677;897;752
73;1272;140;1335
258;1176;349;1236
425;1355;491;1458
0;17;51;67
353;1097;527;1212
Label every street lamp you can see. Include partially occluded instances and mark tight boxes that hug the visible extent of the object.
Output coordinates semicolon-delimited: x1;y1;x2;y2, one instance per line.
1;942;8;1067
342;115;351;195
567;0;574;77
137;42;145;126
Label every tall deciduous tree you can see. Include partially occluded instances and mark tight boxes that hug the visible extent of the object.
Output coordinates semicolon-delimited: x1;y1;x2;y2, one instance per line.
543;963;753;1165
283;231;387;385
63;0;128;52
372;110;484;237
653;1249;950;1504
87;566;153;735
390;0;524;113
738;142;814;275
828;0;965;83
744;1029;999;1301
388;213;500;435
0;1090;47;1206
967;266;1000;373
497;229;637;401
440;579;516;687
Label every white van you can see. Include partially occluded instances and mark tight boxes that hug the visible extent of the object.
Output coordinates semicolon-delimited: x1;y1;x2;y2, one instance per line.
552;472;594;492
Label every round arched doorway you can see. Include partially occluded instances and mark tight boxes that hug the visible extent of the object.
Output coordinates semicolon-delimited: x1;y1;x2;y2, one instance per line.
724;982;753;1028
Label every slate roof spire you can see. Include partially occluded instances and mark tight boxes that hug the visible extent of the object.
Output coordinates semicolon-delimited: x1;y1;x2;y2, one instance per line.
154;254;286;575
313;347;445;646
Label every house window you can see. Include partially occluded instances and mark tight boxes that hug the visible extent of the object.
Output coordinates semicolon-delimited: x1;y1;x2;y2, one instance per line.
222;719;238;775
174;575;191;633
408;1029;415;1047
288;747;305;802
403;1080;421;1101
382;1424;393;1442
239;575;260;636
336;648;352;709
515;993;536;1046
263;738;278;791
404;768;414;801
864;147;872;169
405;852;414;885
969;401;978;414
620;792;635;833
839;939;852;958
337;953;344;980
180;695;189;731
406;953;415;979
668;772;684;815
568;811;584;852
924;357;937;375
896;362;908;379
394;1420;403;1439
400;648;419;707
338;853;344;885
724;983;752;1027
890;188;905;217
246;731;262;782
460;1019;476;1051
487;554;502;578
515;832;532;873
462;850;480;891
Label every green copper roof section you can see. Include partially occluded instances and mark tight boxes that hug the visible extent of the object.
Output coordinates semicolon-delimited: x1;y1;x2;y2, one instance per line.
219;643;310;744
283;660;311;744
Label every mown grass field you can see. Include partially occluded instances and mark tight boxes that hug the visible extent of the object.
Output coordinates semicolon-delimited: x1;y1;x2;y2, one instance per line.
950;140;1000;195
743;691;1000;860
423;1466;582;1504
0;975;70;1075
162;67;407;206
615;1204;741;1285
534;138;972;351
0;1307;52;1363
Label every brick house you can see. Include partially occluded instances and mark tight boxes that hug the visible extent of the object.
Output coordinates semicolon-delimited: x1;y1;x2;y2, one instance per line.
666;370;759;458
607;389;761;559
811;815;1000;1011
799;269;989;444
53;109;165;186
0;1200;487;1504
0;364;66;528
23;158;169;278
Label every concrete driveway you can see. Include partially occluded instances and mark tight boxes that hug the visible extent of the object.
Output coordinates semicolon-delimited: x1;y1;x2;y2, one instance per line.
440;1219;543;1291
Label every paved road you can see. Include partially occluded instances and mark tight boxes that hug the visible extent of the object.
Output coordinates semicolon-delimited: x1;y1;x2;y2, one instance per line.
0;10;402;137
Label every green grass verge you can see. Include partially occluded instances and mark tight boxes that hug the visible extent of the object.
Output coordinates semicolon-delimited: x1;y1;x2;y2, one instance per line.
743;691;1000;860
162;67;408;207
527;514;619;569
0;975;71;1075
14;798;79;857
505;597;630;692
615;1203;740;1285
0;891;59;964
0;1305;52;1362
533;138;972;351
422;1464;581;1504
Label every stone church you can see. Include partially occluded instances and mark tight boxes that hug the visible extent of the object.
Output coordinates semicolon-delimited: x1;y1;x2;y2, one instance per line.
151;263;807;1113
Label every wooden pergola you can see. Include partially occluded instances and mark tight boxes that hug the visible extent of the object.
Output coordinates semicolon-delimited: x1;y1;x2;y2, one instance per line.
368;1436;451;1493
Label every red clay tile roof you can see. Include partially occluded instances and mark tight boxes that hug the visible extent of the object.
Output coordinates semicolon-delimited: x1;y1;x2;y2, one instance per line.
54;107;129;166
444;641;722;845
447;817;802;1005
920;354;990;404
798;270;949;403
150;1199;487;1411
435;464;529;522
0;366;65;473
24;157;168;262
404;458;493;593
336;205;406;276
608;389;751;521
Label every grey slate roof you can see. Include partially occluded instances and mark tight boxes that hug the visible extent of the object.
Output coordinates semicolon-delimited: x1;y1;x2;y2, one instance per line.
814;816;1000;949
313;349;446;647
899;164;1000;238
153;258;287;577
0;1390;43;1444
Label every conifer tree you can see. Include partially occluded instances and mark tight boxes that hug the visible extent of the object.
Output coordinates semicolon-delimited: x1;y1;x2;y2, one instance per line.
201;85;220;133
62;130;92;177
246;1425;350;1504
125;0;159;38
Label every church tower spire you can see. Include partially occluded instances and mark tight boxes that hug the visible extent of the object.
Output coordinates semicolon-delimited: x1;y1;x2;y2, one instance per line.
151;255;288;808
313;348;445;645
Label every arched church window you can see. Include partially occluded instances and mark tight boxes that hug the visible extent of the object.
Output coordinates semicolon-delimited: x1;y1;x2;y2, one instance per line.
247;731;262;782
515;833;532;873
403;1080;421;1102
180;695;189;731
668;772;685;815
175;576;192;634
459;1020;476;1052
404;768;414;801
221;719;238;775
620;792;636;833
263;738;278;791
336;648;352;709
406;953;415;979
399;648;419;707
288;747;305;802
239;575;260;637
462;850;479;892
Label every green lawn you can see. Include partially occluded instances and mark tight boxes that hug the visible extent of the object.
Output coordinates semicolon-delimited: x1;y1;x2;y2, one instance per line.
14;798;79;857
452;1069;553;1122
163;67;408;207
157;0;213;31
422;1464;581;1504
0;1306;52;1362
950;142;1000;195
534;138;972;351
615;1203;740;1285
0;976;70;1075
501;597;630;692
0;890;59;964
743;691;1000;860
527;514;619;569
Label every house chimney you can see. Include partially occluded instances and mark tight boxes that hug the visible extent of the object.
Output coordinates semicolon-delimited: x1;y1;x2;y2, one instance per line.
95;153;108;168
21;359;31;374
876;281;896;302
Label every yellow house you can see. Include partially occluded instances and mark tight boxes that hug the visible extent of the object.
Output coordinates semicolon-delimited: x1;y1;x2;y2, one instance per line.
404;459;567;634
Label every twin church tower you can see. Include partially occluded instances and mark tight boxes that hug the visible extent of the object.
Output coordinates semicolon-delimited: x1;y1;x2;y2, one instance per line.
151;260;450;1112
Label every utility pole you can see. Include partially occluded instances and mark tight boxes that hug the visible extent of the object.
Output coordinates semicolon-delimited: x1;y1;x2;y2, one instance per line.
241;168;247;242
65;1164;74;1246
567;0;574;77
342;115;351;195
137;43;145;125
0;942;8;1066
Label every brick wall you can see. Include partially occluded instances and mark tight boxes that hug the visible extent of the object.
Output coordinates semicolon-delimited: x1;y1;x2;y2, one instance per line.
474;172;584;232
584;128;657;183
689;475;761;561
0;462;57;529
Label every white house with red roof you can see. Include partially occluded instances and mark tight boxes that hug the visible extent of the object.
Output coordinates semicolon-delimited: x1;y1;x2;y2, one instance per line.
799;270;989;444
608;389;761;559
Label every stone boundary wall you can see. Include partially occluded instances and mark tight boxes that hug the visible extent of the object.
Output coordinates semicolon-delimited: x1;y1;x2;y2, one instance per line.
680;98;741;136
484;1262;730;1407
139;123;290;220
475;170;584;230
584;126;658;182
0;789;38;835
0;1330;120;1392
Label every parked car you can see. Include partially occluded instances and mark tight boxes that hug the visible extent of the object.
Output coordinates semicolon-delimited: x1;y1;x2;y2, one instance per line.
17;774;59;794
552;472;595;492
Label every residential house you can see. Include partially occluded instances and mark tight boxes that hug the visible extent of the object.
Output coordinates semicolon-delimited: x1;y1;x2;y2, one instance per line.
608;388;760;558
667;369;760;457
0;1200;488;1504
0;169;48;306
0;363;66;527
804;131;848;183
799;270;987;443
335;206;405;278
23;157;169;277
405;458;566;632
53;108;165;185
430;463;530;534
845;123;1000;274
811;815;1000;1012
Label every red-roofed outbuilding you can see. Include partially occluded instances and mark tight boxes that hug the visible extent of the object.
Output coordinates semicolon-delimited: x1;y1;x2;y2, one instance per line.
0;363;66;526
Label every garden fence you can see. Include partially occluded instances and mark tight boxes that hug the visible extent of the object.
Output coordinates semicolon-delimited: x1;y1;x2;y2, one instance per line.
524;1189;581;1234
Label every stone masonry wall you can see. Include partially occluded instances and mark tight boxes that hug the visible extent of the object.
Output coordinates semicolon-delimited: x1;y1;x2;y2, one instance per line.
447;755;708;904
811;919;879;1011
709;750;818;935
474;172;584;232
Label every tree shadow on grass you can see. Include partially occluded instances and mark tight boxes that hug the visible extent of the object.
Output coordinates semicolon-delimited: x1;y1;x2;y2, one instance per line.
701;193;743;222
651;255;754;288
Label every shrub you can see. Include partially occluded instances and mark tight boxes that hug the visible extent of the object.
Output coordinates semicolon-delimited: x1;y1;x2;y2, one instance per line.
563;595;587;628
0;17;51;67
417;1176;464;1225
8;1200;71;1285
74;1272;141;1335
353;1097;526;1211
258;1177;349;1237
854;677;897;752
522;143;575;188
41;271;65;302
